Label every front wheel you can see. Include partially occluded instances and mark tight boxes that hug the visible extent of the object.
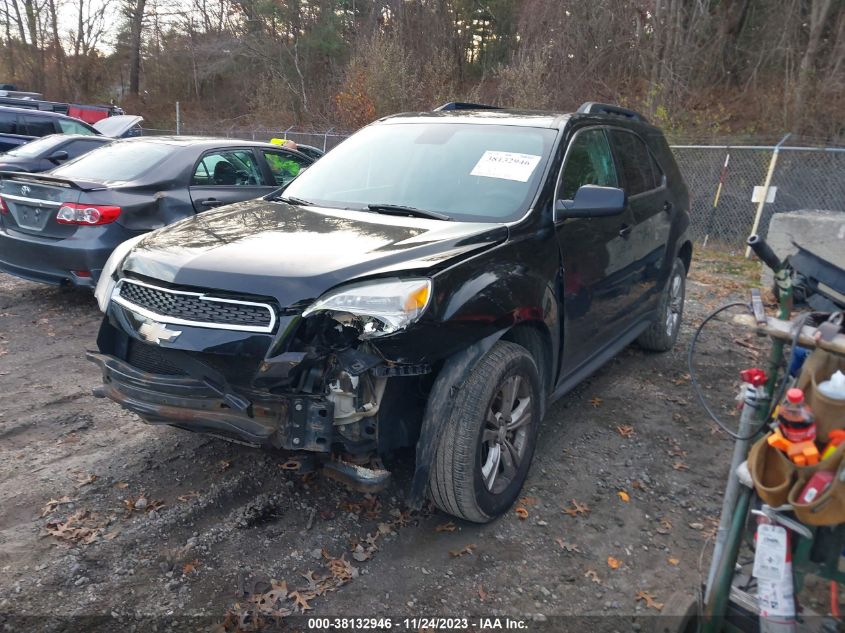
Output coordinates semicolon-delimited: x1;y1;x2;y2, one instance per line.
428;341;541;523
638;257;686;352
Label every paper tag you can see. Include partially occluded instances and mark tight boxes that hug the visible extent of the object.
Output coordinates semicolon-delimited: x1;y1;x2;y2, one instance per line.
470;151;541;182
752;524;787;581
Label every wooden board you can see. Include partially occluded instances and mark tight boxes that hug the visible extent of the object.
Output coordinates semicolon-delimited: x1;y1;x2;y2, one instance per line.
733;313;845;357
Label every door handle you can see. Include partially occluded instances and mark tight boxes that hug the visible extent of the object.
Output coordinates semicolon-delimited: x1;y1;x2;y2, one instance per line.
200;198;223;208
619;223;632;239
663;200;673;213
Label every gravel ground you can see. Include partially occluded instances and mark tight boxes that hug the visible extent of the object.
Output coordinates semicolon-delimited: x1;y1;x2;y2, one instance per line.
0;251;776;632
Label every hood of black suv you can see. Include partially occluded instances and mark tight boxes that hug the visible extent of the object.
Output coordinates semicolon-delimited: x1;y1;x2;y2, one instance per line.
122;199;508;306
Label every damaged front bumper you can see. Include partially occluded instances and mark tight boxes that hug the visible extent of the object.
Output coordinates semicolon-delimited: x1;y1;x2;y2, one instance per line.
87;351;335;451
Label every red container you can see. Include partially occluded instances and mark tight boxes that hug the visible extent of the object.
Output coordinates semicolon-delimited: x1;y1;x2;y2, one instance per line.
778;388;816;443
797;471;834;504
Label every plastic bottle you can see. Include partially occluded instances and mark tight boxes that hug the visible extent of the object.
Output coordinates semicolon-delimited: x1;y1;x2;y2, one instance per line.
777;388;816;443
818;370;845;400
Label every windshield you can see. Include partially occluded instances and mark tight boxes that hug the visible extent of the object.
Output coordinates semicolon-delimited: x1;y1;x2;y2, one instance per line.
52;141;174;181
5;135;64;157
283;122;557;221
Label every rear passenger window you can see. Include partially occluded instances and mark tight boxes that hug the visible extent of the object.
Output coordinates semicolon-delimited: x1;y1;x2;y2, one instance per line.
63;139;103;159
609;130;660;196
0;112;18;134
21;116;57;137
558;128;618;200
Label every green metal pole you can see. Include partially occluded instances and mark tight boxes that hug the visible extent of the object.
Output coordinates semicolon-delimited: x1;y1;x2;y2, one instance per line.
702;487;753;633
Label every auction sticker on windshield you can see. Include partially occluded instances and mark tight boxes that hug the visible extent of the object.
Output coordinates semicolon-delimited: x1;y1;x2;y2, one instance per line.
470;151;541;182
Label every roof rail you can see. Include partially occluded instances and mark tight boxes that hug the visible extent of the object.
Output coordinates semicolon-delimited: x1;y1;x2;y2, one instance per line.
433;102;501;112
577;102;647;122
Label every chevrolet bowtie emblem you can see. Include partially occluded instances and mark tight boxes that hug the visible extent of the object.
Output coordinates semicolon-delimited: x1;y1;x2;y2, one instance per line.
139;321;181;345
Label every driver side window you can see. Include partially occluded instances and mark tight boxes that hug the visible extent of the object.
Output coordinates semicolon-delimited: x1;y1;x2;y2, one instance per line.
559;129;618;200
192;149;262;186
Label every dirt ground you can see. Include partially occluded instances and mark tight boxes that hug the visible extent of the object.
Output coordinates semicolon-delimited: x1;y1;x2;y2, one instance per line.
0;251;809;632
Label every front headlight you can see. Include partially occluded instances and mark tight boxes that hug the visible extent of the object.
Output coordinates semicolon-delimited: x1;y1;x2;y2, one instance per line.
302;278;432;338
94;234;146;313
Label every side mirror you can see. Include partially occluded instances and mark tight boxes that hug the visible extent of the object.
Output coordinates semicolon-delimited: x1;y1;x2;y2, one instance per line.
47;150;69;164
555;185;626;220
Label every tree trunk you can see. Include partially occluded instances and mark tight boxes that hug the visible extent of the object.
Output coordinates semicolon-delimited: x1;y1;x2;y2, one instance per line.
47;0;66;97
22;0;44;91
128;0;147;96
793;0;835;130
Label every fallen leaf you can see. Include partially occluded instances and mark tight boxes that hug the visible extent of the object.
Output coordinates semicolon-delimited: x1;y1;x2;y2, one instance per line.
74;473;97;487
40;496;78;517
183;559;199;575
584;569;601;584
657;518;673;534
478;585;488;602
555;538;580;553
617;490;630;502
672;461;689;471
672;373;691;385
563;499;590;517
104;530;120;541
177;491;200;502
449;544;476;558
435;522;457;533
114;482;129;490
589;396;603;408
607;556;622;570
668;557;680;566
43;510;103;545
327;554;354;583
217;459;232;472
288;590;314;612
248;579;291;617
636;590;664;611
518;496;538;507
515;506;529;520
616;425;635;438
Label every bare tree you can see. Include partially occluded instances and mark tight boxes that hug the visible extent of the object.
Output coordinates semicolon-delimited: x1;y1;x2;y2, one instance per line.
125;0;146;95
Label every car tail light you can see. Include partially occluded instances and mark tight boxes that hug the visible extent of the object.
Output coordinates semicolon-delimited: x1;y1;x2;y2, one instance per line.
56;202;121;225
0;196;9;215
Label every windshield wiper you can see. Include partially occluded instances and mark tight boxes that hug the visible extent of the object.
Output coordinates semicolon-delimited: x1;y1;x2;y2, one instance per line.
273;195;313;206
367;204;452;221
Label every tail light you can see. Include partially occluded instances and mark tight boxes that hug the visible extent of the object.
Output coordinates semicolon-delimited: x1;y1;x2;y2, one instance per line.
56;202;121;225
0;196;8;215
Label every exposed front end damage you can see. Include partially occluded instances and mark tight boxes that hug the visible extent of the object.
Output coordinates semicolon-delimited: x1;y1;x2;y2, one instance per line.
88;280;433;492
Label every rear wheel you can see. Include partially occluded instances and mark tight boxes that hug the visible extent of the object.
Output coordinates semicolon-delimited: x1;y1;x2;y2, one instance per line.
638;257;686;352
428;341;541;523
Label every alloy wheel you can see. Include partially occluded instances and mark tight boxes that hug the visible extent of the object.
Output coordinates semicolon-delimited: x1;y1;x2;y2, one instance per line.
665;271;684;337
480;374;533;495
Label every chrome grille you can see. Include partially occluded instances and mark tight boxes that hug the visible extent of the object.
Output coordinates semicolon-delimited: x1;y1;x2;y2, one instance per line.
114;279;276;332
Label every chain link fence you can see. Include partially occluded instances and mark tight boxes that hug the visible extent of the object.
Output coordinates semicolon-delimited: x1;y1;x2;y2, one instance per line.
142;124;845;252
672;144;845;251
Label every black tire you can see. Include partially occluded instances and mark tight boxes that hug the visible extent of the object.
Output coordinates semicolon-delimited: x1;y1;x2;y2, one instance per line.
645;591;699;633
638;257;686;352
428;341;541;523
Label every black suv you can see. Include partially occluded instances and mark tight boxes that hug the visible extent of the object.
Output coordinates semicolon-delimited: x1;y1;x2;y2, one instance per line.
88;102;692;523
